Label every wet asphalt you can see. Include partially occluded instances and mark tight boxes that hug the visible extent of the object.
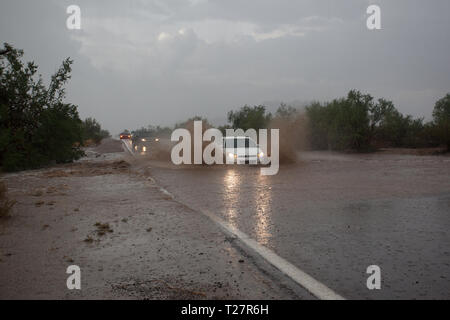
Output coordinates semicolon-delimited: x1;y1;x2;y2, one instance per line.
147;152;450;299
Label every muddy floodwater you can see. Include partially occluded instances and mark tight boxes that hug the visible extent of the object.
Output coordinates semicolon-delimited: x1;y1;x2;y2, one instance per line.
147;151;450;299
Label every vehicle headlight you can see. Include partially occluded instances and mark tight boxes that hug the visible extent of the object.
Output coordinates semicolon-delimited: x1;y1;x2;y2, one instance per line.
141;138;146;142
155;138;159;142
258;152;264;158
142;146;147;152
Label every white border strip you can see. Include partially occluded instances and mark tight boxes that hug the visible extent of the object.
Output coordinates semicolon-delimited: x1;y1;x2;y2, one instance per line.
202;209;345;300
121;139;134;155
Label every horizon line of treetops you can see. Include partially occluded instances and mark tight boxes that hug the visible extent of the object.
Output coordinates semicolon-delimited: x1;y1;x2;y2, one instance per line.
1;42;449;172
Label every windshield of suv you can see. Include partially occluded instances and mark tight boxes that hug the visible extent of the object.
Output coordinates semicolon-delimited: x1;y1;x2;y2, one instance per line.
224;137;257;148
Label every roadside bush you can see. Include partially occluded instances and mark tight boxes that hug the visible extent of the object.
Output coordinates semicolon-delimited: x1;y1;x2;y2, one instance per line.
433;93;450;151
306;90;374;151
81;117;110;144
305;90;440;152
304;102;330;150
0;43;84;171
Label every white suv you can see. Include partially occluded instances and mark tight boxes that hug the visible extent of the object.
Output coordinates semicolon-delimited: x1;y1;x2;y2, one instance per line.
221;136;266;164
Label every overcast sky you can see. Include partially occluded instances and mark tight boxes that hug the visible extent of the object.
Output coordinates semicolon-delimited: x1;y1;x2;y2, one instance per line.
1;0;449;135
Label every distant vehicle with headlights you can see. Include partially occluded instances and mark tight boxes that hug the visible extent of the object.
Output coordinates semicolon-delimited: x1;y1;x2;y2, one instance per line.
119;131;131;140
132;135;162;153
221;136;266;164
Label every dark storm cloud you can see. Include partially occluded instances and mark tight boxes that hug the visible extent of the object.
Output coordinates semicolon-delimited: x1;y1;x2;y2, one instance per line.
1;0;449;134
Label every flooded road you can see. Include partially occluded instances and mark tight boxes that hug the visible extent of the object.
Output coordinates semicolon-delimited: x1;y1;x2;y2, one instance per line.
147;151;450;299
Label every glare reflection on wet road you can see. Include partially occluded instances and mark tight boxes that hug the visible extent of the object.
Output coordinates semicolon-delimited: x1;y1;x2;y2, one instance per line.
223;169;273;246
223;169;240;228
253;173;272;246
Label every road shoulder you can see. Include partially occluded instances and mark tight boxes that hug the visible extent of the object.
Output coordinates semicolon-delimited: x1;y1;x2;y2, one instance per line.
0;152;302;299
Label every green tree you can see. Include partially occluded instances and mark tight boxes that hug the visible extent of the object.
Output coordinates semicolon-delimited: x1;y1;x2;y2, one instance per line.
375;108;409;147
306;90;407;151
305;101;330;150
275;103;298;119
0;43;84;171
432;93;450;150
334;90;373;150
227;105;272;130
81;117;110;144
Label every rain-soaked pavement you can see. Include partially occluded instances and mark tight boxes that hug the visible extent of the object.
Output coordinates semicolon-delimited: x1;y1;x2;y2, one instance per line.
147;151;450;299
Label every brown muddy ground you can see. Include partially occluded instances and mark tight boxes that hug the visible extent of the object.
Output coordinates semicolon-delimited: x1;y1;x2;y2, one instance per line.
0;141;303;299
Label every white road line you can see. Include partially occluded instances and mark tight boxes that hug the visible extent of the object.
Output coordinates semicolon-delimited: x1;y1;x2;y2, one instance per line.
121;140;135;156
147;161;345;299
202;209;345;300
